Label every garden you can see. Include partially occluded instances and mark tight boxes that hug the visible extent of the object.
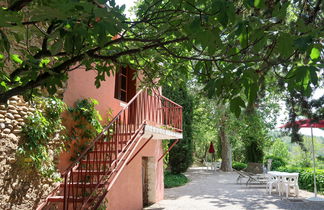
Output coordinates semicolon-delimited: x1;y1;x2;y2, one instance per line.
162;82;324;196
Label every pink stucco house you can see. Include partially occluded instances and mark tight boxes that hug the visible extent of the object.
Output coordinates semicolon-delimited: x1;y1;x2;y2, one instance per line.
38;66;183;210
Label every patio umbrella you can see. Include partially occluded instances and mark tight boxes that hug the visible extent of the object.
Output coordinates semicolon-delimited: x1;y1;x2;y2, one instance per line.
280;119;324;201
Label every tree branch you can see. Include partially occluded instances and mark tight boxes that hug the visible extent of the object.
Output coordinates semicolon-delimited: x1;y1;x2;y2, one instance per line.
1;54;85;103
160;46;264;63
89;37;188;60
8;0;33;11
307;0;323;23
1;37;188;103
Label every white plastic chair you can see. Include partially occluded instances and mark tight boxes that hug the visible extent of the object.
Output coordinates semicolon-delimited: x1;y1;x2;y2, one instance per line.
282;174;299;198
266;175;279;195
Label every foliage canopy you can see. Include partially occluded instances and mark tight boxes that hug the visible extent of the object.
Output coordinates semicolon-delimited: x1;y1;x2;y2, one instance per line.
0;0;323;117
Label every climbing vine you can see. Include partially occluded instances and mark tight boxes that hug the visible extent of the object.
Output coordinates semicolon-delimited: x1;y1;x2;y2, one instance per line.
19;97;66;180
18;97;111;178
67;98;104;161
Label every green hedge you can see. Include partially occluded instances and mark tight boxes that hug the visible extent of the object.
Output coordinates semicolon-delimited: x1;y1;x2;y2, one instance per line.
265;155;286;170
232;162;247;171
277;166;324;193
164;171;188;188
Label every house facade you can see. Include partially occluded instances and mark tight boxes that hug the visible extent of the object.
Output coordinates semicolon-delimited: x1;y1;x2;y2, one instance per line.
38;67;183;210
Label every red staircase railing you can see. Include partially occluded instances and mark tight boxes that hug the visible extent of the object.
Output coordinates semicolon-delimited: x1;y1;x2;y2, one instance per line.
38;89;182;209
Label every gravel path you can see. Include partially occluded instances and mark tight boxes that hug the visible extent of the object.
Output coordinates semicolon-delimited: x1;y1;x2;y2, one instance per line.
145;167;324;210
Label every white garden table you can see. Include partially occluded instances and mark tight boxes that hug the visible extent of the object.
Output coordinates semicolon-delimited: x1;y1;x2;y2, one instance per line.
267;171;299;198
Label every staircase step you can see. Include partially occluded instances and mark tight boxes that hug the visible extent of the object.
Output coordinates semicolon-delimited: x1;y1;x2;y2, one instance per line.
60;182;105;188
114;133;135;136
95;141;130;145
89;150;122;154
80;160;112;164
73;170;110;175
48;195;85;202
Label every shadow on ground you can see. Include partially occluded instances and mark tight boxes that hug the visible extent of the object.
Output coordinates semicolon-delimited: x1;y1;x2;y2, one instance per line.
145;167;324;210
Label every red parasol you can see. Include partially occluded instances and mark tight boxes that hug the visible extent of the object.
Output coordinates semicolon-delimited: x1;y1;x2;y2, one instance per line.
279;119;324;128
208;142;215;153
279;119;324;201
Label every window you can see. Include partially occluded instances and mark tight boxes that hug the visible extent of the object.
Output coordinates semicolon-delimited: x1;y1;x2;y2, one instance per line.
114;67;136;102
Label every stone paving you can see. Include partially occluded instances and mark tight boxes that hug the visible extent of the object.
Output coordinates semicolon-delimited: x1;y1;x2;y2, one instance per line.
145;167;324;210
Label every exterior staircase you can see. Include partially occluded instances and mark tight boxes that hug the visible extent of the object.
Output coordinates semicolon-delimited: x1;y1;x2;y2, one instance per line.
37;89;182;209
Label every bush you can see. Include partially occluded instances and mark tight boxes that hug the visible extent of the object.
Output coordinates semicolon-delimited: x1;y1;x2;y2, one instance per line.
265;155;286;170
277;166;324;193
164;171;188;188
232;162;247;170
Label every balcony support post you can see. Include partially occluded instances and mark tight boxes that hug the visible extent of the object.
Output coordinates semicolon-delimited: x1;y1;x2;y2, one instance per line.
158;139;179;162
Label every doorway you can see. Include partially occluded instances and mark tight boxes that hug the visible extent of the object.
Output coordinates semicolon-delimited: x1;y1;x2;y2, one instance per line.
142;157;149;207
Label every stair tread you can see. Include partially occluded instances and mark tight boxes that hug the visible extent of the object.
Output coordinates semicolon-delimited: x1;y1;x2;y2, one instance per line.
95;141;130;145
73;170;110;175
48;195;85;202
80;160;112;163
89;150;122;153
59;182;105;188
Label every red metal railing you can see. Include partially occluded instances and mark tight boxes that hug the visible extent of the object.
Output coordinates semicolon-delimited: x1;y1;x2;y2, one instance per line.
39;89;182;209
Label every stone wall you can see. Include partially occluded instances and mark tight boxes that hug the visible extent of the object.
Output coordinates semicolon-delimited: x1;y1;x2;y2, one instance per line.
0;96;58;209
0;96;31;135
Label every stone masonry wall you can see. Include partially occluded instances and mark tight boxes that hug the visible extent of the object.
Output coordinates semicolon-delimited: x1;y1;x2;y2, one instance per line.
0;96;58;209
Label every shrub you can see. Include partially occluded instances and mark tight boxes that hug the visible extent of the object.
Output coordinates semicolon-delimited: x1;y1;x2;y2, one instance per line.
265;155;286;170
232;162;247;170
164;171;188;188
277;166;324;193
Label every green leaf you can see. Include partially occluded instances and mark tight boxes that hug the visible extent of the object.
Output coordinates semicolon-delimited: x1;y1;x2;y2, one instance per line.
0;30;10;53
244;0;254;8
0;81;7;90
309;66;318;85
230;96;245;118
50;39;64;55
10;54;23;64
218;9;228;27
272;2;289;19
310;47;320;60
0;54;3;59
254;0;264;8
248;82;258;104
294;36;313;51
277;33;293;58
64;34;74;53
39;58;51;67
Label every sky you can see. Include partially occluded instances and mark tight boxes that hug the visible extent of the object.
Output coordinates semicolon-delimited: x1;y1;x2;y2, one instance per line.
115;0;136;18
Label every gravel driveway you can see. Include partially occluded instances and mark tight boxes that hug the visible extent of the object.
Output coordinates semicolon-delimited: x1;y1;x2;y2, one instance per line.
145;167;324;210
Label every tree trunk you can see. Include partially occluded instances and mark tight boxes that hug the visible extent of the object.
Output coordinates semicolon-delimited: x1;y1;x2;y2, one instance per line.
219;114;232;172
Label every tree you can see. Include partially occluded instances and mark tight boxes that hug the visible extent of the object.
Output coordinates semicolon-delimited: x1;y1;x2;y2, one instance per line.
218;109;233;171
163;83;194;174
0;0;322;117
